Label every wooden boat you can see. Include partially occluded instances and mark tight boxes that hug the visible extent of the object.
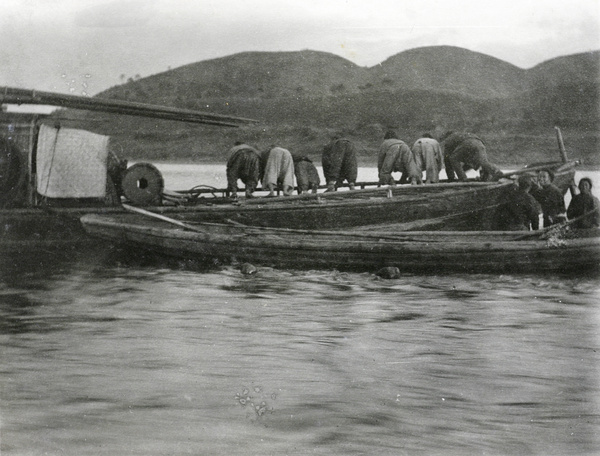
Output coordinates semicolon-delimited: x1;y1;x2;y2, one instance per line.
154;160;577;231
0;161;578;253
0;87;255;252
0;87;580;251
80;209;600;273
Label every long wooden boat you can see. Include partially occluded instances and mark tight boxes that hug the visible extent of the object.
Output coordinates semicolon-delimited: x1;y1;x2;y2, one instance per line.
159;159;577;231
0;87;580;251
0;162;577;253
80;211;600;273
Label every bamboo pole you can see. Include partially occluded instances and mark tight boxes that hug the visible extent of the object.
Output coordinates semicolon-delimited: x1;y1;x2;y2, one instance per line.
122;204;208;233
1;87;258;127
555;126;569;163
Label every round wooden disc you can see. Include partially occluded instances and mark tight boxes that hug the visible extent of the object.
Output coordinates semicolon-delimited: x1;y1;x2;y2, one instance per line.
121;162;164;206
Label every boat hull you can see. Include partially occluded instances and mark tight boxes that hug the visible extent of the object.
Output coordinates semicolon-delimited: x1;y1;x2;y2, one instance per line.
0;160;577;250
163;181;514;230
80;214;600;274
0;181;514;251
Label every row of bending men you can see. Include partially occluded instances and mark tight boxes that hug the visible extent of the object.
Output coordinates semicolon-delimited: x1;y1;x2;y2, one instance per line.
226;130;502;197
322;129;502;190
497;172;600;231
226;142;316;198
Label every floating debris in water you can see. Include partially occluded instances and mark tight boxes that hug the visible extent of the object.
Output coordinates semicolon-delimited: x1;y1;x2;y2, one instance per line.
375;267;400;279
240;263;258;275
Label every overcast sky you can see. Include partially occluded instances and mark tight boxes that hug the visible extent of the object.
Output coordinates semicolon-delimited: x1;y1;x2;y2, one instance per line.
1;0;599;96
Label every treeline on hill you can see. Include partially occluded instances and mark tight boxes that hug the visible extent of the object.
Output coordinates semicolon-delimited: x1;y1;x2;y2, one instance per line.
56;46;599;167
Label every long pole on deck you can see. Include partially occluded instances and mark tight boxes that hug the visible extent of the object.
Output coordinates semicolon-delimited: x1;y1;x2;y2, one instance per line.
1;87;258;127
555;126;580;198
555;126;569;163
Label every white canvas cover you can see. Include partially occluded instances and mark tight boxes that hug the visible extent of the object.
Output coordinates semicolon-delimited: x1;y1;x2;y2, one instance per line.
36;124;109;198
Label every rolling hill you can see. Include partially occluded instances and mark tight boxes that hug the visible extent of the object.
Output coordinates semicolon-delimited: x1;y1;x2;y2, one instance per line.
70;46;599;165
372;46;528;98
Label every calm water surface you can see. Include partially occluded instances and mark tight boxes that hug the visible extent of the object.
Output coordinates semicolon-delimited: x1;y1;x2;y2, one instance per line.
1;165;599;456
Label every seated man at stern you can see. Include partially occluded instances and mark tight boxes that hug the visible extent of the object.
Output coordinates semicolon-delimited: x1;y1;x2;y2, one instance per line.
531;170;567;227
495;175;542;231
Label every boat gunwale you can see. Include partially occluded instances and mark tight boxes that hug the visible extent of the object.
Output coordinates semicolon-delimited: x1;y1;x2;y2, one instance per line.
80;214;600;254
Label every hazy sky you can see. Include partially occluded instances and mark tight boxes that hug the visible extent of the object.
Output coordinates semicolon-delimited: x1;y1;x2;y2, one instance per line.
1;0;599;96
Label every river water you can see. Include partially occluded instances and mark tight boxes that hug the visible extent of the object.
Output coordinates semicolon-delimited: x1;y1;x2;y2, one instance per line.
1;165;599;456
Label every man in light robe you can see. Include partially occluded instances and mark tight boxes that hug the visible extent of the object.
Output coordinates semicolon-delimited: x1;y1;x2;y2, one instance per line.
226;142;261;198
261;146;295;196
378;130;422;186
412;134;443;183
531;170;566;227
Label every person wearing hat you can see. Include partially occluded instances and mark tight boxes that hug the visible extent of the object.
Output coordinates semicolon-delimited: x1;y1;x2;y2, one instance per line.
531;169;567;227
567;177;600;228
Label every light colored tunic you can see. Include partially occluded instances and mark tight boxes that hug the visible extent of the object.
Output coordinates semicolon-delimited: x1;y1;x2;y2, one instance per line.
262;147;295;190
377;139;421;185
412;138;443;183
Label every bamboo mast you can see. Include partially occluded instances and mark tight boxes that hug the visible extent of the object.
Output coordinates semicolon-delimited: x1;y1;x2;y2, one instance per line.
1;87;258;127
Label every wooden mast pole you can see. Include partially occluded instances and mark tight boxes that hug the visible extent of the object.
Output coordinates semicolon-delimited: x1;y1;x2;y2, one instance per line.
555;126;569;164
1;87;258;127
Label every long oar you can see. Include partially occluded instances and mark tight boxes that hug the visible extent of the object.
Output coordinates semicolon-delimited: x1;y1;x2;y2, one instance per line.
122;204;454;243
499;161;579;180
122;203;207;233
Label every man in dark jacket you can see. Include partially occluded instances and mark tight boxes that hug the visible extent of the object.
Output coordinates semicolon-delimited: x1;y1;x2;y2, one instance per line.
567;177;600;228
441;131;502;182
495;175;542;231
531;170;566;227
292;154;320;194
322;137;358;192
226;142;261;198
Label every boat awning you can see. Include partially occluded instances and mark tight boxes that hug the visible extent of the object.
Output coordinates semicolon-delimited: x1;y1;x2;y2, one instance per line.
36;124;109;198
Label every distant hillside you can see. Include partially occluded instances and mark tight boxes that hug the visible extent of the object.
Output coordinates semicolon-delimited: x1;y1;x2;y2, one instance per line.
527;50;600;88
73;46;599;166
372;46;528;98
101;46;600;104
108;50;371;106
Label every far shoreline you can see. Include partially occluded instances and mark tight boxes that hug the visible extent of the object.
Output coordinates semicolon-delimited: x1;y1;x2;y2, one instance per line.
138;158;600;173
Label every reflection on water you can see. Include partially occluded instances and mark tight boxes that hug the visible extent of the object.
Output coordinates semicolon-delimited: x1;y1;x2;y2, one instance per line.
1;249;599;455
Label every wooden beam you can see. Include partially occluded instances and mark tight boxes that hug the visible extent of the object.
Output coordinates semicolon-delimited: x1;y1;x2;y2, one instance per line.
1;86;258;127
